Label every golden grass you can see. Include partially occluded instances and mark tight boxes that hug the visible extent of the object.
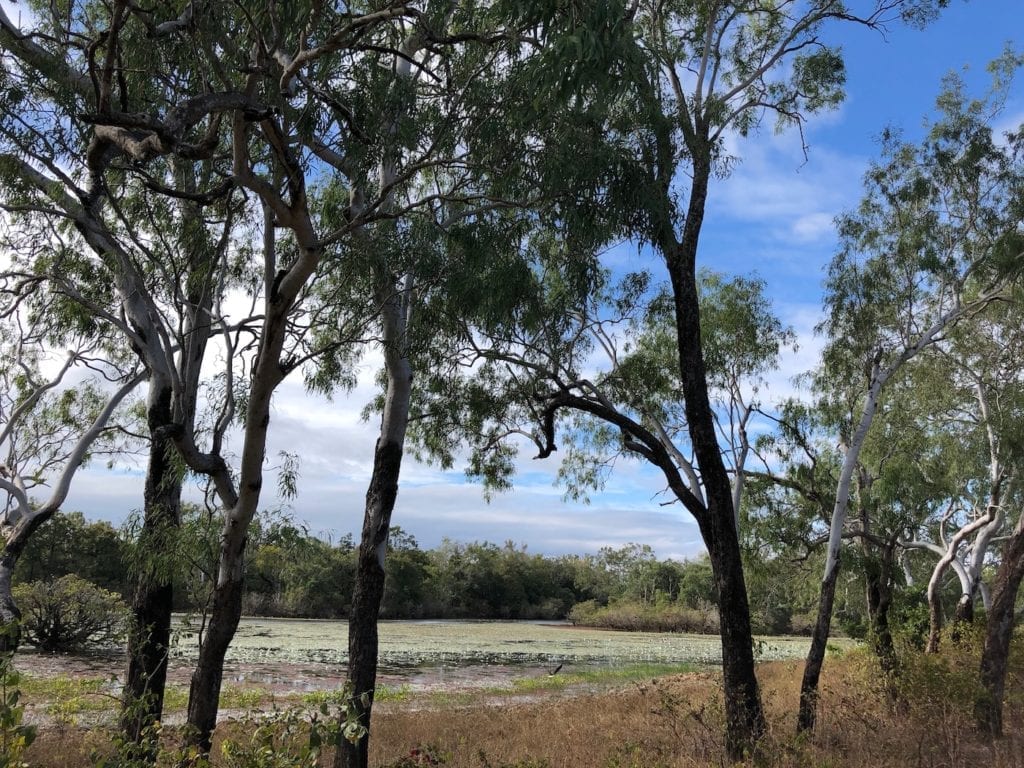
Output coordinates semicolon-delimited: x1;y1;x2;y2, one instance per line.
22;644;1024;768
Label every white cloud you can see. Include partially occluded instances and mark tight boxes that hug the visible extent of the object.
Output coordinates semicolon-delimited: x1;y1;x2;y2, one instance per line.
790;212;836;243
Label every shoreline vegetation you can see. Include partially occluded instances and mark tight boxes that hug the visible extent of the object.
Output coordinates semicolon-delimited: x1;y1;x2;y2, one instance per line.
17;514;831;637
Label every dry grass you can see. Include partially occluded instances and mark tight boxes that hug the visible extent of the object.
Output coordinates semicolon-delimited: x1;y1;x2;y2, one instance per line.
22;644;1024;768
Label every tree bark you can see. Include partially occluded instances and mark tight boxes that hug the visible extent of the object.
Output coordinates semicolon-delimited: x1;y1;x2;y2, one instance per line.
337;286;413;768
975;520;1024;737
926;593;945;654
864;546;898;702
699;511;765;758
120;378;181;752
799;369;886;733
184;571;246;752
926;555;975;652
953;591;975;624
661;146;765;758
0;552;23;653
337;441;405;768
798;557;840;732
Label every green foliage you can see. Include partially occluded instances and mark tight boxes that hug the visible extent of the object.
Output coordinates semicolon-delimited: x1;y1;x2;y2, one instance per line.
821;53;1024;384
0;657;35;768
242;514;356;618
889;585;931;650
88;700;354;768
14;512;125;594
89;708;174;768
120;504;222;616
219;706;345;768
12;575;126;653
14;505;857;631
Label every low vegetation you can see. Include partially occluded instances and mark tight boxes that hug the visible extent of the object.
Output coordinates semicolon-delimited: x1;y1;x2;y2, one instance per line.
14;632;1023;768
568;599;719;635
12;576;126;654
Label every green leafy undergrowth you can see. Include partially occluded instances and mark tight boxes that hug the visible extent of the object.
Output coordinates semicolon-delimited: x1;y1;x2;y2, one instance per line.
0;657;36;768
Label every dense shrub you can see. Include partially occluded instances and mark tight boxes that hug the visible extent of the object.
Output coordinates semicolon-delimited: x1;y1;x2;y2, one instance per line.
788;611;818;636
569;598;719;634
13;575;127;653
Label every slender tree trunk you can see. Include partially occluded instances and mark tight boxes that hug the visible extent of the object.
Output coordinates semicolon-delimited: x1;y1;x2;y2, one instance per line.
926;558;974;652
701;512;765;758
799;374;886;732
927;594;945;654
337;441;405;768
337;287;413;768
798;558;840;732
120;379;182;752
975;520;1024;736
179;201;299;756
657;147;763;758
865;547;898;703
867;562;895;670
184;573;246;752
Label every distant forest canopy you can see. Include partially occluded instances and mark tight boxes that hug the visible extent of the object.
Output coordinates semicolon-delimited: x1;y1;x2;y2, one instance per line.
23;507;936;638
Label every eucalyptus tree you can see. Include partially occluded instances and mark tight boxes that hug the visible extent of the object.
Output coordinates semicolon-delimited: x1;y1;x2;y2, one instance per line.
976;467;1024;735
960;294;1024;736
802;63;1024;731
0;2;261;748
255;4;660;763
89;1;590;757
490;0;958;755
412;252;795;757
1;1;404;754
412;0;955;754
834;370;953;671
0;301;143;651
896;302;1024;653
602;0;962;753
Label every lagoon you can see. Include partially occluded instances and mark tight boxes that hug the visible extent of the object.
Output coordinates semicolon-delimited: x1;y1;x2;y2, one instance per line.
171;616;819;672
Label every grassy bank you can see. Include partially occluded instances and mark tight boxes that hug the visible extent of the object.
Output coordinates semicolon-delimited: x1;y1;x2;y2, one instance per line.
20;638;1024;767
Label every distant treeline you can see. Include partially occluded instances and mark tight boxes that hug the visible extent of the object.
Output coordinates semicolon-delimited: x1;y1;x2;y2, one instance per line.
21;508;876;636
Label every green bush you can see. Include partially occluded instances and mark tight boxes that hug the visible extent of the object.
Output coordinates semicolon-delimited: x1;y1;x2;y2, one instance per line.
12;575;127;653
568;598;719;633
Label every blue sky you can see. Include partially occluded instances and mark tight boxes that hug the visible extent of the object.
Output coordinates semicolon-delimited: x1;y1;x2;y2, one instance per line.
59;1;1024;560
